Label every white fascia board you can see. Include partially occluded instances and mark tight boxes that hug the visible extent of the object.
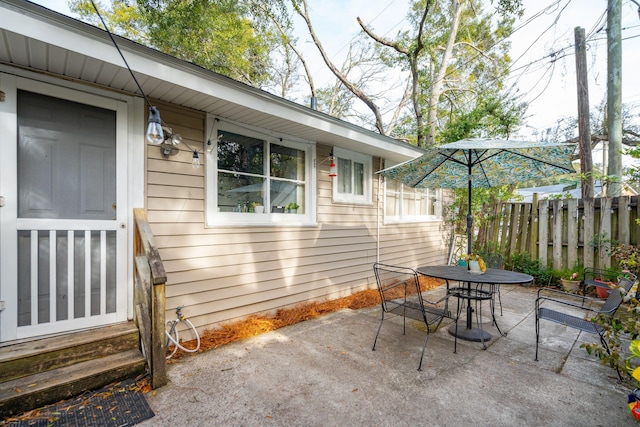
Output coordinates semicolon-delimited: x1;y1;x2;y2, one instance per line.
1;0;423;163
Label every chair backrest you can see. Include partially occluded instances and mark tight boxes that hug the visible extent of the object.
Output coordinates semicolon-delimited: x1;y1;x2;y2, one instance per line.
600;274;637;315
373;263;423;312
484;253;504;269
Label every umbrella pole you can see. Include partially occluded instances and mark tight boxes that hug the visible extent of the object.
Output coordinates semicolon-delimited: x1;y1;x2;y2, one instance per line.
466;163;473;256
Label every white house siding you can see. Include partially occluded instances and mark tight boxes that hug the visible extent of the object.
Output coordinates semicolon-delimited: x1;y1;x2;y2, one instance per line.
146;102;448;333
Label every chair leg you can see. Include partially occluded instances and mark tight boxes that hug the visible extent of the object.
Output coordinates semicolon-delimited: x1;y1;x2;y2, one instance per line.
489;292;507;337
535;309;540;361
418;331;429;371
496;285;503;316
372;312;385;351
454;297;462;354
475;298;487;350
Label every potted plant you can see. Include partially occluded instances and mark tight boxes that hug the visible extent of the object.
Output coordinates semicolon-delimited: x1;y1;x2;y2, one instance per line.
464;253;486;273
560;266;583;293
286;202;299;213
251;201;264;213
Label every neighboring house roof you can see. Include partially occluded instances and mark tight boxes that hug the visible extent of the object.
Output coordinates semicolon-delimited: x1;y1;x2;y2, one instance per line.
0;0;424;163
512;181;637;203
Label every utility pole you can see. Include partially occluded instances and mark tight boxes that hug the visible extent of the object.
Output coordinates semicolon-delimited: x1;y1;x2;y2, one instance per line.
575;27;594;199
608;0;623;197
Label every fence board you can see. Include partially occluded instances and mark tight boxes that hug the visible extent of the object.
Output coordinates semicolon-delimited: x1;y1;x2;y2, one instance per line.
567;199;578;270
538;200;549;266
477;195;639;271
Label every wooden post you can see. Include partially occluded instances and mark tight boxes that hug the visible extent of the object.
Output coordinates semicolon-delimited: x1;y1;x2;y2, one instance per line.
567;199;579;270
539;200;549;268
599;197;612;269
575;27;594;199
583;199;595;269
151;281;167;388
618;196;630;245
607;0;623;197
552;200;563;270
529;193;539;259
501;204;512;257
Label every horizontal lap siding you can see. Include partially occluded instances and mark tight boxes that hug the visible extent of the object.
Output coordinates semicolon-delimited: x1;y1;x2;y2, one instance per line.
145;103;446;333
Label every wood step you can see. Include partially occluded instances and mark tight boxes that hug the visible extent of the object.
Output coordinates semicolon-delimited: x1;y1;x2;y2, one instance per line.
0;322;140;383
0;349;145;418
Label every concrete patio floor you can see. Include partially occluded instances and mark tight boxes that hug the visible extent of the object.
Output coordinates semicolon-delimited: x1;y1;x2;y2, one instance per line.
140;285;638;426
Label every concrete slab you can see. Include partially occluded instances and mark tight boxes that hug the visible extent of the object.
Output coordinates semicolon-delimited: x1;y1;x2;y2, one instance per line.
140;287;637;426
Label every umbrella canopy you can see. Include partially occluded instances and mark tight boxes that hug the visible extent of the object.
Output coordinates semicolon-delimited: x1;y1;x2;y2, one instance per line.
378;138;577;255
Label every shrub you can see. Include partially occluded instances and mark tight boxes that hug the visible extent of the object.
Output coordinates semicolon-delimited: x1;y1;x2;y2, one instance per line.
505;252;553;287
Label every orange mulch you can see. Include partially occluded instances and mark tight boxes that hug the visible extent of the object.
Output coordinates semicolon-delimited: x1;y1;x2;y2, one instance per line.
167;275;443;361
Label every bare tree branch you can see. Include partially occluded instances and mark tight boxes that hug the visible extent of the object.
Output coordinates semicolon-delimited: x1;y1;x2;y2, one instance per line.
293;0;386;133
425;0;463;147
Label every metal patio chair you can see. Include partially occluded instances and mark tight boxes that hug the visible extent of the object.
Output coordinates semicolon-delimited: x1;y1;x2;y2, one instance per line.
372;263;451;371
535;273;636;369
476;253;505;316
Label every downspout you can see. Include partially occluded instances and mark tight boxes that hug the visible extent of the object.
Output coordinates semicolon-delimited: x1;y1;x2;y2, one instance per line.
376;157;384;263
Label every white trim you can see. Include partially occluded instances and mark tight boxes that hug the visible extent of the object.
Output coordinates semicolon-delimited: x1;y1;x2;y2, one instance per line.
0;73;132;342
0;73;19;342
0;1;423;164
206;119;316;227
332;147;373;205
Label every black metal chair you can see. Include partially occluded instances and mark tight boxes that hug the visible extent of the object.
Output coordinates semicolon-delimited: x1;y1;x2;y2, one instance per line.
372;263;451;371
478;253;505;315
535;274;636;366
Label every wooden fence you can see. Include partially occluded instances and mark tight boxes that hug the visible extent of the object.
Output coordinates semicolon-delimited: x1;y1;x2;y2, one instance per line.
476;195;640;272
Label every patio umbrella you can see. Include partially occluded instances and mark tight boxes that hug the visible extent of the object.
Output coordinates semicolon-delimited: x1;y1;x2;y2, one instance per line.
378;138;576;255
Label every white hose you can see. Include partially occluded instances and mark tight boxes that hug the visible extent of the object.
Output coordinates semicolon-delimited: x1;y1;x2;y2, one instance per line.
165;318;201;358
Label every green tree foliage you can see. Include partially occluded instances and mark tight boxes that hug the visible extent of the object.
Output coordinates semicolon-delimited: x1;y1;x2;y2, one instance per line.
70;0;289;87
369;0;523;147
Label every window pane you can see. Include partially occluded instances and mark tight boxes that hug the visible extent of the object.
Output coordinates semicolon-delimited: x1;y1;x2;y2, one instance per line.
270;143;305;180
386;180;400;216
217;132;264;174
217;172;265;212
270;181;304;214
337;158;352;193
402;192;413;215
354;162;364;195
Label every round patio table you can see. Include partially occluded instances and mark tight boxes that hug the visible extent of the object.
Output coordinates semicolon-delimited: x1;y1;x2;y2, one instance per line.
416;265;533;342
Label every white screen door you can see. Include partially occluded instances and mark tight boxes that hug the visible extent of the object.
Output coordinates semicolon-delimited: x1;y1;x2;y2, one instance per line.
0;81;128;341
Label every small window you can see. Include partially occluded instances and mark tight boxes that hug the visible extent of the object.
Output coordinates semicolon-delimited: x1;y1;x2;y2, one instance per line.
206;120;314;225
332;147;372;204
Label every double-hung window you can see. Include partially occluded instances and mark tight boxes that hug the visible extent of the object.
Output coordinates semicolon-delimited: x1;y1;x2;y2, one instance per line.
206;120;314;225
332;147;372;204
384;177;441;223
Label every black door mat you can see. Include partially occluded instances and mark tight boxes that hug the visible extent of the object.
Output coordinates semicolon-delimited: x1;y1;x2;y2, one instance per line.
2;378;154;427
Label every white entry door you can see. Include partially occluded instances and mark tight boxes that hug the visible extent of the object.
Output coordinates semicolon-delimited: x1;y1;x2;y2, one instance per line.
0;77;129;342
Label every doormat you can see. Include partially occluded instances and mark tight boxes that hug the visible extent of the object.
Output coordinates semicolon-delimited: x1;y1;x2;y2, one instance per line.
2;378;154;427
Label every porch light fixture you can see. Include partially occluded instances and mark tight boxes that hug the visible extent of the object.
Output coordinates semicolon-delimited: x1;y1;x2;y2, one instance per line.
91;0;164;145
192;151;200;169
146;107;164;145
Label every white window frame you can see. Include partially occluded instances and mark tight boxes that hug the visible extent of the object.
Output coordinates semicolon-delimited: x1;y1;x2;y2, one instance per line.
331;147;372;205
383;167;442;224
205;116;316;226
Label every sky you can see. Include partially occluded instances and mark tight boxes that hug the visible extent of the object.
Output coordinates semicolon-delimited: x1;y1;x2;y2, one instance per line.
28;0;640;143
